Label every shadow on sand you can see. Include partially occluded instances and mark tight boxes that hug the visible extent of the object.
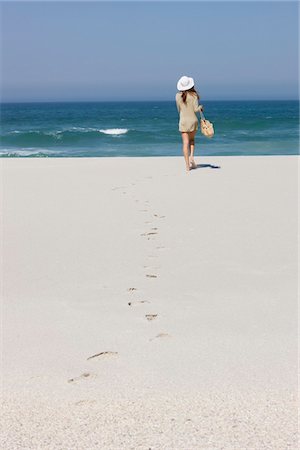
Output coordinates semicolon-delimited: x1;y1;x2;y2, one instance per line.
195;163;221;169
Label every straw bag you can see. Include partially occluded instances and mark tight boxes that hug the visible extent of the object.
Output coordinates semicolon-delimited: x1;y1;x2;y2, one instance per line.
200;110;214;138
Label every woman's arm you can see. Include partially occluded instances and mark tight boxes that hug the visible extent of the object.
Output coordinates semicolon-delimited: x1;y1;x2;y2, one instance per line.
193;96;204;112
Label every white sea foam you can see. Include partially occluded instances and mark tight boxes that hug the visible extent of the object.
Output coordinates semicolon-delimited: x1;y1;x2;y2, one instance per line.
0;148;62;157
5;127;130;136
98;128;129;135
6;130;43;135
7;130;53;135
45;131;63;139
67;127;94;132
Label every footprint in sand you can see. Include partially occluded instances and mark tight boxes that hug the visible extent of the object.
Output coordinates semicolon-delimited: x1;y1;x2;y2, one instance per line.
149;333;171;341
67;372;96;383
154;214;166;219
141;232;158;236
87;351;118;361
146;274;157;278
128;300;150;306
145;314;158;321
127;287;137;291
74;399;97;406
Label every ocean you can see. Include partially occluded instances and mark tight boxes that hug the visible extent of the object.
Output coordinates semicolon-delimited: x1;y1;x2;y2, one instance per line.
0;100;298;157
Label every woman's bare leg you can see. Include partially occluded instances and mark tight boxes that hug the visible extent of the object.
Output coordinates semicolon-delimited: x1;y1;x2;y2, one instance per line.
181;132;190;171
188;130;197;168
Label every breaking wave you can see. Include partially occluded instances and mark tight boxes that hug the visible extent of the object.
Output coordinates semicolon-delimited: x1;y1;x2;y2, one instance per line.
1;127;131;147
98;128;129;135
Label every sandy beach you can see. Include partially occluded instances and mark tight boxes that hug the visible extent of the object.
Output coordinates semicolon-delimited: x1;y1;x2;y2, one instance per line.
1;156;298;449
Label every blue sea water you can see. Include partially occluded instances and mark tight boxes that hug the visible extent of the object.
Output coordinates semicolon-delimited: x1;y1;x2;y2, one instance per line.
0;100;298;157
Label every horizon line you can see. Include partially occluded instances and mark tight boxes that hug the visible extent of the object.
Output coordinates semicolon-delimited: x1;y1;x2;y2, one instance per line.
1;98;299;104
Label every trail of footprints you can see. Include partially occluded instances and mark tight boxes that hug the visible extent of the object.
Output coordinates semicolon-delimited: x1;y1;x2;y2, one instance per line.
127;187;171;342
68;181;170;385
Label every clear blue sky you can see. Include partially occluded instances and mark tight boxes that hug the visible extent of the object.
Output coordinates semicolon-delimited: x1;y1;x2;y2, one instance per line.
1;1;298;102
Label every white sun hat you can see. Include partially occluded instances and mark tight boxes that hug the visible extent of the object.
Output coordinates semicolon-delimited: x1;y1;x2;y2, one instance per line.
177;75;194;91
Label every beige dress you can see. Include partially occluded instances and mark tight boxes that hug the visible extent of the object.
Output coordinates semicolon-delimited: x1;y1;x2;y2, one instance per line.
175;92;203;132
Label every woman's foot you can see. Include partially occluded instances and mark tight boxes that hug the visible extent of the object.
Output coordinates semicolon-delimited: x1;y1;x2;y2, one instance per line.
189;158;197;169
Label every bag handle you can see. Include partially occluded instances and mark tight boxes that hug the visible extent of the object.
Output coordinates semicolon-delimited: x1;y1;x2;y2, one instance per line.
200;110;206;121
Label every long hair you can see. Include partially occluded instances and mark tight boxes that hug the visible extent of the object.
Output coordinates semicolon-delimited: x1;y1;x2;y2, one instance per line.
181;86;199;104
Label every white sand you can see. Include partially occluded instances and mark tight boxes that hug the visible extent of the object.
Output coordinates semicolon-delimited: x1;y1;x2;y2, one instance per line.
1;156;298;449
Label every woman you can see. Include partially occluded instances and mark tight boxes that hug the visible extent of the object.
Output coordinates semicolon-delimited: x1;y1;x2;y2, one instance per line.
176;76;204;172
